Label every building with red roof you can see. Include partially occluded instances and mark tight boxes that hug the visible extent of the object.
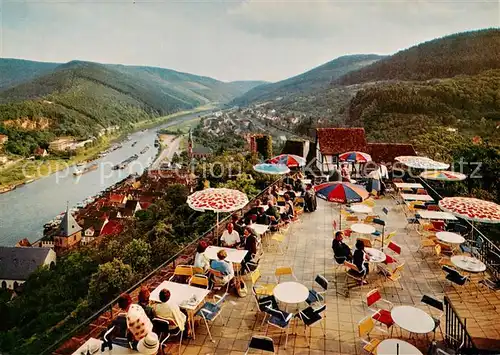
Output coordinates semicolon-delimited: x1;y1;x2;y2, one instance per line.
366;143;417;163
316;128;367;172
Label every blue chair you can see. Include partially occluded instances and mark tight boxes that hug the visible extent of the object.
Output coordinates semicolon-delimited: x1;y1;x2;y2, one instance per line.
372;218;385;237
196;293;227;342
306;274;328;305
296;305;327;346
265;307;293;349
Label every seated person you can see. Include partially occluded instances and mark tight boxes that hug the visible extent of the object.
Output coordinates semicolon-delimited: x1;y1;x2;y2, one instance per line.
270;185;279;200
256;207;270;225
281;194;295;221
285;184;296;199
194;241;210;272
117;293;153;349
293;179;305;195
241;227;259;266
265;201;281;226
353;239;369;277
220;222;241;248
152;288;187;332
210;250;235;284
138;286;155;320
332;231;352;264
231;214;244;234
244;199;261;219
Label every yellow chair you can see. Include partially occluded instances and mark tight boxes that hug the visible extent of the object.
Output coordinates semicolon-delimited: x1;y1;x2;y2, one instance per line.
270;232;286;255
169;265;193;282
373;231;396;247
346;216;359;222
275;266;297;283
362;199;376;208
358;316;382;354
363;215;376;224
418;237;436;257
250;268;275;297
381;262;405;289
189;275;209;289
435;244;454;267
192;266;205;276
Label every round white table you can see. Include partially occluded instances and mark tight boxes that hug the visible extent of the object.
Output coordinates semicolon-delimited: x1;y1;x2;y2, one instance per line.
377;339;423;355
391;306;434;334
350;204;373;214
273;281;309;304
436;231;465;245
351;223;376;235
451;256;486;273
365;247;386;263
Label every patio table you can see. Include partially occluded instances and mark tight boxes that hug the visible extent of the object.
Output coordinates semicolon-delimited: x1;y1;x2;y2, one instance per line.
401;193;434;201
273;281;309;304
72;337;137;354
250;223;270;236
417;211;457;220
351;223;376;235
394;182;424;189
436;231;465;245
391;305;434;334
150;281;210;340
377;339;423;355
365;247;386;263
205;246;248;264
451;256;486;273
349;204;373;214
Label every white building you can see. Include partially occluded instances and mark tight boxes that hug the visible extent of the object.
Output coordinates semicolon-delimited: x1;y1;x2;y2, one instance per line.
0;247;56;290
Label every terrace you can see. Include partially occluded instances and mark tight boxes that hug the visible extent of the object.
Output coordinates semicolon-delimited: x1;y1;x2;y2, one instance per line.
48;179;500;355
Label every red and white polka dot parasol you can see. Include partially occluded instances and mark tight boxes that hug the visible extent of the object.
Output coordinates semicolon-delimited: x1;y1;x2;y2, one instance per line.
439;197;500;224
187;188;249;213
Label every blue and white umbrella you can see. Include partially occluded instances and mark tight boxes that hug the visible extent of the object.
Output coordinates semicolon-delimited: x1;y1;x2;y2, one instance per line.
253;163;290;175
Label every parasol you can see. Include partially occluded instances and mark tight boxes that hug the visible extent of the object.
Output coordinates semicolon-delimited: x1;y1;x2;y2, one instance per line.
420;170;466;181
339;151;372;163
268;154;306;168
315;182;369;229
253;163;290;175
395;156;449;170
438;197;500;224
187;188;249;243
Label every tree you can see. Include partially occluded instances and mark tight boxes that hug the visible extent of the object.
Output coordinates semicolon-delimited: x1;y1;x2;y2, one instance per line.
87;259;134;305
122;239;152;272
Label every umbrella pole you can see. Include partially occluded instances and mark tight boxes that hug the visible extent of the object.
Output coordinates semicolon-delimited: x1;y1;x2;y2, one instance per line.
339;204;342;230
216;211;220;246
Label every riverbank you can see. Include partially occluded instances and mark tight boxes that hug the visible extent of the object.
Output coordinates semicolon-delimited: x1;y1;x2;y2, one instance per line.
0;105;216;190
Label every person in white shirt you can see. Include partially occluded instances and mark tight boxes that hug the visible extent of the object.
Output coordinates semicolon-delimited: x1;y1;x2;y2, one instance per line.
378;162;389;180
152;289;187;331
194;241;210;271
220;223;240;248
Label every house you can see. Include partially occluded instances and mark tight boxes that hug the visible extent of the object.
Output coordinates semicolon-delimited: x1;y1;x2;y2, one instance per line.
0;134;8;145
100;220;124;237
49;138;75;151
34;147;48;157
108;193;128;206
316;128;367;172
15;238;31;247
121;200;142;218
82;215;109;242
188;129;212;159
53;207;82;252
0;247;56;290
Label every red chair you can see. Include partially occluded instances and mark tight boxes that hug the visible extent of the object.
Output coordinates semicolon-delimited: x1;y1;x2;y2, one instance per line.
343;229;352;237
431;220;445;231
387;242;401;255
366;289;394;335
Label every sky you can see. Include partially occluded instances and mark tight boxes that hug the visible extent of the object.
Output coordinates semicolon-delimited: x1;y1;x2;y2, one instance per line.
0;0;498;82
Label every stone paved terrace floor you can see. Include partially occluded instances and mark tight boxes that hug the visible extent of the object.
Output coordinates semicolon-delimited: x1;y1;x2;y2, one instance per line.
157;196;500;355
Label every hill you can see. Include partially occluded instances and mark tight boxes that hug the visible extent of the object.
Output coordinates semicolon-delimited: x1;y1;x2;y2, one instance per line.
338;28;500;85
0;58;60;90
230;54;384;106
0;59;265;156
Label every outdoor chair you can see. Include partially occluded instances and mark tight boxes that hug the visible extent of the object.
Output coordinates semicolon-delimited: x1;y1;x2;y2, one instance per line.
382;241;401;266
421;295;444;340
372;218;385;237
270;231;287;255
274;266;297;283
435;244;454;268
306;274;328;305
208;268;230;293
196;293;227;342
346;215;359;223
250;267;275;297
295;304;327;346
169;265;193;283
357;316;383;354
416;188;427;195
101;313;130;351
363;199;376;208
357;237;372;248
189;275;209;289
427;204;441;211
245;335;275;354
366;289;395;335
379;262;405;289
363;215;376;224
153;317;183;355
266;307;294;349
431;220;446;231
252;286;278;327
344;261;366;297
192;266;206;276
373;231;396;248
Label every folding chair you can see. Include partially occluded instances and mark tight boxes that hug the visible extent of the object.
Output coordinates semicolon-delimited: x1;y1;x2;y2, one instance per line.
250;267;275;297
208;269;230;293
245;335;275;354
379;262;405;289
421;295;444;340
358;316;382;354
358;237;372;248
372;218;385;237
366;289;394;335
274;266;297;283
153;317;183;355
373;231;396;248
296;304;327;346
251;286;278;327
265;306;293;349
270;232;286;255
189;275;209;289
344;261;366;297
435;244;454;267
169;265;193;283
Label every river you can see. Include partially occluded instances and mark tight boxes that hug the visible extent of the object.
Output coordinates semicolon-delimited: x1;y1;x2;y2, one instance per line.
0;110;208;246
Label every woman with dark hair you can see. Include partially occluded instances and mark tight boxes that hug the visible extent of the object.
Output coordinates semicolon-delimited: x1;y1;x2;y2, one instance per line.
353;239;369;277
194;241;210;271
138;286;155;320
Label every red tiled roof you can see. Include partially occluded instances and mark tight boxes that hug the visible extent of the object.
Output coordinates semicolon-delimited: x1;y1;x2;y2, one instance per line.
108;194;125;203
100;220;123;236
367;143;417;163
316;128;367;155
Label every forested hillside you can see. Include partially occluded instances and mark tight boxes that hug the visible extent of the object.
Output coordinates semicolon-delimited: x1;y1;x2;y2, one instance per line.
231;54;383;106
338;28;500;85
0;59;264;156
0;58;59;90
